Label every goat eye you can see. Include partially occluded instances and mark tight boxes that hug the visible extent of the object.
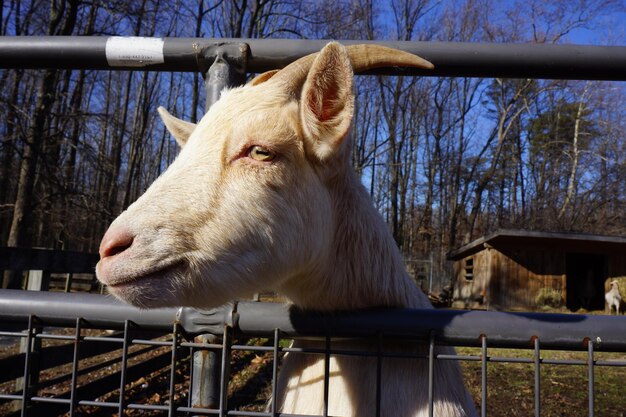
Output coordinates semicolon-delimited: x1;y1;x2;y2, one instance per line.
248;145;275;162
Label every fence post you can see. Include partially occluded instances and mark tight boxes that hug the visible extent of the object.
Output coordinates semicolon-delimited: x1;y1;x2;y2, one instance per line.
190;42;249;413
64;272;74;292
13;271;50;413
26;269;50;291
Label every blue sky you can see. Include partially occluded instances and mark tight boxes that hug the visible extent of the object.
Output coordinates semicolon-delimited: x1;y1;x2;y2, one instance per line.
567;11;626;45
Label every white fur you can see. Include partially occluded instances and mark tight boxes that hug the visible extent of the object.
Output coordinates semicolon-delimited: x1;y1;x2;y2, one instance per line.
605;281;622;315
96;43;476;417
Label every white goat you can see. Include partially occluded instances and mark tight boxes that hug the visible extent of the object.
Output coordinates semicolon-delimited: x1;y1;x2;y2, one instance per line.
605;280;622;315
96;42;476;417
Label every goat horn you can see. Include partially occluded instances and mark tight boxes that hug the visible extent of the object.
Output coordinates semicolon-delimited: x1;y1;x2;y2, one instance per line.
269;43;434;91
249;69;280;86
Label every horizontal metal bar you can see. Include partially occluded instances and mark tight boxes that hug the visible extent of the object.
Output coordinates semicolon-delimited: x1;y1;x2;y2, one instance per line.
77;400;118;408
596;360;626;366
180;341;222;349
126;403;169;411
227;411;272;417
543;359;587;365
440;354;480;361
82;336;124;343
0;289;178;330
30;396;71;404
0;330;27;337
232;301;626;351
175;406;219;415
0;394;22;400
2;290;626;351
0;37;624;80
34;333;74;341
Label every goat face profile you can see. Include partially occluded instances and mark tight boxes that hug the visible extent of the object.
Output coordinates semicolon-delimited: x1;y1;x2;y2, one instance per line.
96;43;433;310
96;43;478;417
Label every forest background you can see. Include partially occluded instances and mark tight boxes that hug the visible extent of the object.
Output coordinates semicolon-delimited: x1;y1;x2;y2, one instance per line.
1;0;625;288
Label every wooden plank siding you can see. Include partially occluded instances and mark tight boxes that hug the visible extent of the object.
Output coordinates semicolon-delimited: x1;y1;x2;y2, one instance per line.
607;252;626;284
489;247;565;310
450;230;626;311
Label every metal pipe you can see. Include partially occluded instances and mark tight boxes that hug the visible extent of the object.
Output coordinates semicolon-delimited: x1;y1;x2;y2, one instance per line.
200;43;248;107
188;45;248;413
0;36;625;81
232;301;626;351
0;289;178;330
2;290;626;352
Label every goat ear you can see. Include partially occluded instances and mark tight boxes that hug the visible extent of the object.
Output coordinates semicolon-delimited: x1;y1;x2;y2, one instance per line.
157;106;197;148
300;42;354;162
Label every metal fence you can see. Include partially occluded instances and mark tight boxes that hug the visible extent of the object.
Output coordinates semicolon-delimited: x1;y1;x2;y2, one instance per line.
2;37;626;80
2;37;626;417
1;289;626;417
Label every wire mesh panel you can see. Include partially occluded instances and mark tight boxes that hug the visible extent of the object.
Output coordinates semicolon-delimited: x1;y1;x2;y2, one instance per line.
1;291;626;416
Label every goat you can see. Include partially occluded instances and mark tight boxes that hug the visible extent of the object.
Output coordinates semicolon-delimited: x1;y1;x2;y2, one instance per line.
605;280;622;315
96;42;477;417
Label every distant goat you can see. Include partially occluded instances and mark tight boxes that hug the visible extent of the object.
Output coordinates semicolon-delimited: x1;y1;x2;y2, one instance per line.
605;280;622;315
96;42;476;416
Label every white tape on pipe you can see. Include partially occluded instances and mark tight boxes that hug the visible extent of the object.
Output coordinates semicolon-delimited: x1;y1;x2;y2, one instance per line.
105;36;165;67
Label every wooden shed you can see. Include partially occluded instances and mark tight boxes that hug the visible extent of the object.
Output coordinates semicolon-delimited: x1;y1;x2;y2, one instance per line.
448;230;626;311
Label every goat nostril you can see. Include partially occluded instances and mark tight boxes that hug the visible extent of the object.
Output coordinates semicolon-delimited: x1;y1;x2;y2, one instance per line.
106;240;132;257
100;228;135;259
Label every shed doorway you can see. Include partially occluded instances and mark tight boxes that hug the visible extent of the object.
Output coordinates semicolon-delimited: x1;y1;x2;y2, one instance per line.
566;253;606;311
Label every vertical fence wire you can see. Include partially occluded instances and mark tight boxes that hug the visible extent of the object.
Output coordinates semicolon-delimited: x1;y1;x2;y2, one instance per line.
169;323;180;417
376;333;383;417
118;320;131;416
219;326;232;417
68;318;83;417
20;315;35;417
271;328;280;417
588;340;595;417
533;337;541;417
187;338;195;414
480;335;487;417
323;336;331;417
187;342;195;413
428;333;435;417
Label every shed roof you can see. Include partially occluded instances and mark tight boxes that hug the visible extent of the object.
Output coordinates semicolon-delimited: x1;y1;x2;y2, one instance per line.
447;229;626;260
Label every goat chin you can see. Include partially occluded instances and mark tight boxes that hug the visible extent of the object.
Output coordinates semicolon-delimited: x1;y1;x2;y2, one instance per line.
100;264;186;309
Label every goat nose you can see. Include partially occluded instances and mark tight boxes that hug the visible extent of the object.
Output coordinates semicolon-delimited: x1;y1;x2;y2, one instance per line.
99;227;135;259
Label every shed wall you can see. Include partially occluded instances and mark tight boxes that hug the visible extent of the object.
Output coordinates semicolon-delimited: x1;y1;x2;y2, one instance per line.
452;234;626;311
453;248;491;309
489;247;565;310
454;246;567;310
607;253;626;282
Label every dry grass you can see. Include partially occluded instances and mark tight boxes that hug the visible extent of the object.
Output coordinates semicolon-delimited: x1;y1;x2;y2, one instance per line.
457;347;626;417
